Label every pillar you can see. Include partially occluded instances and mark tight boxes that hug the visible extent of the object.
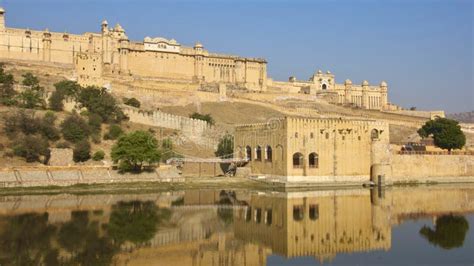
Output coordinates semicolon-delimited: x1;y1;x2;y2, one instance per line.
42;30;52;62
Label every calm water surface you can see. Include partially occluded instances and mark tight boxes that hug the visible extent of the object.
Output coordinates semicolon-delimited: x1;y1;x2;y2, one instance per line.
0;185;473;265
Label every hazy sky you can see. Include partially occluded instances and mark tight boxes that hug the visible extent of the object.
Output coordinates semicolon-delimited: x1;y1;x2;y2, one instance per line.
1;0;472;113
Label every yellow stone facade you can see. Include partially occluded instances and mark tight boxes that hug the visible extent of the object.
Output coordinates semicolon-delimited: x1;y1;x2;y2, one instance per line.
0;7;395;107
234;117;389;182
0;8;267;91
268;70;389;110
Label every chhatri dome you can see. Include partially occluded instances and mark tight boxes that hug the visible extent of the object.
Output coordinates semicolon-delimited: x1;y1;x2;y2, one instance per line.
362;80;369;86
380;81;387;87
344;79;352;85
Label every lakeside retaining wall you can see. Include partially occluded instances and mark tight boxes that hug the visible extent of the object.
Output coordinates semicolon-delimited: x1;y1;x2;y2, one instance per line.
390;154;474;183
0;166;183;188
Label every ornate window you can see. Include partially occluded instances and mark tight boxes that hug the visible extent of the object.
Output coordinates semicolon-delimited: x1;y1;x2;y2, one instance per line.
309;153;319;168
293;153;303;168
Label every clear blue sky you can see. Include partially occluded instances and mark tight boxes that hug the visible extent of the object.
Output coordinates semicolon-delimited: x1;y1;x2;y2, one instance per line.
2;0;473;113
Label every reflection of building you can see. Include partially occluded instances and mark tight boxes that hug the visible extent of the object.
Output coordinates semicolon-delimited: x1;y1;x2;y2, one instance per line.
0;187;473;265
233;190;391;263
234;117;390;182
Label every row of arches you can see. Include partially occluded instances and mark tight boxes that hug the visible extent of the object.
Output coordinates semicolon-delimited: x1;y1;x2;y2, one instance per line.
292;152;319;169
245;145;273;162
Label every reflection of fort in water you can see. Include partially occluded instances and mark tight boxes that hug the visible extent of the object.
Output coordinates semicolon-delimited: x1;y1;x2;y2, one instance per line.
0;186;473;265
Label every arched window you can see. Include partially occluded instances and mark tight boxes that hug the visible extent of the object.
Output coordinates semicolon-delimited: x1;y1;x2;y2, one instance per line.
293;205;304;221
322;84;327;90
309;153;319;168
245;207;252;222
266;145;272;162
265;209;272;225
245;146;252;161
371;129;379;140
293;153;303;168
256;146;262;161
309;204;319;220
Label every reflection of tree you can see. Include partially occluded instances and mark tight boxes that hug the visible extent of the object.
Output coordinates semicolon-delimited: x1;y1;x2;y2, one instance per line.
108;201;170;245
420;215;470;249
217;192;234;225
0;213;58;265
58;211;116;265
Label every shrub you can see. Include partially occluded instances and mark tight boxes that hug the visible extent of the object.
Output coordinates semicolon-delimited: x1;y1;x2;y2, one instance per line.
49;90;64;111
104;124;123;140
61;114;90;143
88;113;103;134
73;140;91;162
92;150;105;161
190;112;215;125
54;80;81;98
123;97;141;108
12;135;50;163
40;112;60;141
4;110;41;137
77;87;126;123
18;89;45;109
0;64;16;105
111;130;161;172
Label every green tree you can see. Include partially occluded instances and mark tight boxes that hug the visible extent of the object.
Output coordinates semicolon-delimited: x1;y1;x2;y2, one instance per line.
0;63;17;106
104;124;123;140
420;215;469;250
13;135;50;163
418;118;466;152
49;80;82;111
111;130;161;172
18;73;45;109
49;90;64;111
88;113;103;134
40;111;60;141
4;110;41;137
123;97;141;108
61;114;90;143
190;112;215;125
73;140;91;162
215;133;234;158
54;80;81;98
78;86;126;123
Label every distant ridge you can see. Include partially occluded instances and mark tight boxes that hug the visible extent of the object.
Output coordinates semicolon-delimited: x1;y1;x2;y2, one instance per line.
447;111;474;123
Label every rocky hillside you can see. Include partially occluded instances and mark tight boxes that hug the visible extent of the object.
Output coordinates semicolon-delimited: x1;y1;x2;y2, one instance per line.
447;111;474;123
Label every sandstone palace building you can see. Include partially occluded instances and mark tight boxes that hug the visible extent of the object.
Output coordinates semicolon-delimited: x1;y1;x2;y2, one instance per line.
0;7;391;110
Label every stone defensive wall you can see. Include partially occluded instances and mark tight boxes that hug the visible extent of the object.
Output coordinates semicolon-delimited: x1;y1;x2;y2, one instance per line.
0;166;183;188
390;153;474;184
122;106;215;144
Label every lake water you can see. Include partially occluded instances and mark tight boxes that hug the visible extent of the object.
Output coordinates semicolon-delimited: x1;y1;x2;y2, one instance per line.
0;185;473;265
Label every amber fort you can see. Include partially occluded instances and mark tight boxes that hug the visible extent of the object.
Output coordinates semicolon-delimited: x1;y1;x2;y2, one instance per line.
0;6;472;187
0;7;392;110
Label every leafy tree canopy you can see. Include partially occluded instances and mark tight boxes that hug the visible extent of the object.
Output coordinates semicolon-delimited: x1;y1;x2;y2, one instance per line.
78;86;126;123
60;114;90;143
215;133;234;159
418;118;466;151
111;130;161;172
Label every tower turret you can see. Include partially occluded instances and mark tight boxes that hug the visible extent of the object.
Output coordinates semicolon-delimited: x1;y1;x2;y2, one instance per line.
380;81;388;109
101;20;109;34
0;7;5;31
362;80;369;109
